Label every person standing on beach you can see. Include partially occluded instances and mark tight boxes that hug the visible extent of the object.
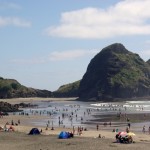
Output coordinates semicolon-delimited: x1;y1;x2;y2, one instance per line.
73;126;75;135
149;126;150;134
109;121;111;127
18;119;20;125
11;120;14;126
126;127;129;133
128;123;131;129
142;125;146;133
96;124;99;131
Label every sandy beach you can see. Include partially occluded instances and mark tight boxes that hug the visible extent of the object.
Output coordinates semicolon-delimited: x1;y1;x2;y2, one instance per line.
0;97;77;104
0;98;150;150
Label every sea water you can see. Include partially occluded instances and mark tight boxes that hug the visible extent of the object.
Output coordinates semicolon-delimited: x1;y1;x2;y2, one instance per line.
18;99;150;131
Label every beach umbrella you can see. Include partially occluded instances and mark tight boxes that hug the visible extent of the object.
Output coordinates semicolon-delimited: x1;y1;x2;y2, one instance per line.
118;131;127;136
127;132;136;136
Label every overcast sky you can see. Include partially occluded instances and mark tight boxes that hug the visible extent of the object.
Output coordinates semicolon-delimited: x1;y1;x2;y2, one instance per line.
1;0;150;91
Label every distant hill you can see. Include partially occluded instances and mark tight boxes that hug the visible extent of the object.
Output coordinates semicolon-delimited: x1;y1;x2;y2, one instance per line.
78;43;150;100
0;77;52;98
53;80;80;97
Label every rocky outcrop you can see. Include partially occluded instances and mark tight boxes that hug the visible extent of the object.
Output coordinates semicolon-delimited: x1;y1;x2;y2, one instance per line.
0;101;20;112
78;43;150;100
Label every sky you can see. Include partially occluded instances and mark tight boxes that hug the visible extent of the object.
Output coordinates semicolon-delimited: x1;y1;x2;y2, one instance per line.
1;0;150;91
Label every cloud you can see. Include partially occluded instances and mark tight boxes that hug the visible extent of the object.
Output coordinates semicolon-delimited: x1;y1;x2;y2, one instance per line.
49;49;99;61
0;16;31;27
45;0;150;39
11;49;99;64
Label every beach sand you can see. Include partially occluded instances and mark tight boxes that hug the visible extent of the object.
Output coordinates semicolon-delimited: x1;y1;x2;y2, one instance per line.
0;127;150;150
0;97;77;104
0;98;150;150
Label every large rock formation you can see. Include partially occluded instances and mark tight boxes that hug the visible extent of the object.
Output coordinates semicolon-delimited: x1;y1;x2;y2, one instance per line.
78;43;150;100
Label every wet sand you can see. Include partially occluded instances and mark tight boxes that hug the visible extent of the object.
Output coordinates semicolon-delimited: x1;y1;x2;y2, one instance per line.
0;98;150;150
0;97;77;104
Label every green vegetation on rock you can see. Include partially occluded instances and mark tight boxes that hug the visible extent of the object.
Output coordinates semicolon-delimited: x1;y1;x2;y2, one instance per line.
78;43;150;100
0;78;52;98
53;80;80;97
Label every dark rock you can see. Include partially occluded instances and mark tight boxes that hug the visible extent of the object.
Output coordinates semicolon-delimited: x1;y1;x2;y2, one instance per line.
0;101;20;112
78;43;150;101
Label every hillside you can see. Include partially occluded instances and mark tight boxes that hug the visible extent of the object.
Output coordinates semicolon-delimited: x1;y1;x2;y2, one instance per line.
53;80;80;97
78;43;150;100
0;77;52;98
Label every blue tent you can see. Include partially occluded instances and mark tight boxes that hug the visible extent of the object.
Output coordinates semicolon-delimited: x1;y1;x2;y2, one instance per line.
58;131;70;139
29;128;40;135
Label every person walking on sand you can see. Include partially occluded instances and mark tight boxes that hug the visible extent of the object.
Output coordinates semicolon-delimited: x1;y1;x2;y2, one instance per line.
18;119;20;125
143;125;146;133
73;126;75;135
126;127;129;133
96;124;99;131
11;120;14;126
109;121;111;127
128;123;131;129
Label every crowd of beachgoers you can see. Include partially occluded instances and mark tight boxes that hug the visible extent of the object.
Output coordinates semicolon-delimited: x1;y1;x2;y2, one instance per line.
0;98;150;150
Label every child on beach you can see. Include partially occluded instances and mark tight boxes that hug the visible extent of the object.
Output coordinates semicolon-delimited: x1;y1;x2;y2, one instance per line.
126;127;129;133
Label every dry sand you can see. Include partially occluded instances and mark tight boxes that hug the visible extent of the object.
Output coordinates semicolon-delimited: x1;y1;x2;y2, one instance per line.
0;98;150;150
0;97;77;104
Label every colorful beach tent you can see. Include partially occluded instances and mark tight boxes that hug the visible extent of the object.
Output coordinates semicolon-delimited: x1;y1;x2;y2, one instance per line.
58;131;69;139
29;128;40;135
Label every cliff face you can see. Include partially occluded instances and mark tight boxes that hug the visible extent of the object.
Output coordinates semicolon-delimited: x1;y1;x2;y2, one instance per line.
78;43;150;100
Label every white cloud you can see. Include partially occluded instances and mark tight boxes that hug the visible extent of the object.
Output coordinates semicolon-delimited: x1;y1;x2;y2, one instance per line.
11;48;150;65
11;49;98;64
49;49;99;61
45;0;150;39
0;16;31;27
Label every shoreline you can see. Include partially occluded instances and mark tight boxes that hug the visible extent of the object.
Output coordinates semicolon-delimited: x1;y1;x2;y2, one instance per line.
0;97;150;150
1;96;150;104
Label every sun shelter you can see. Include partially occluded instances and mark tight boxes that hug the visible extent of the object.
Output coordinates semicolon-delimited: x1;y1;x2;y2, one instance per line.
116;131;134;143
58;131;70;139
29;128;40;135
